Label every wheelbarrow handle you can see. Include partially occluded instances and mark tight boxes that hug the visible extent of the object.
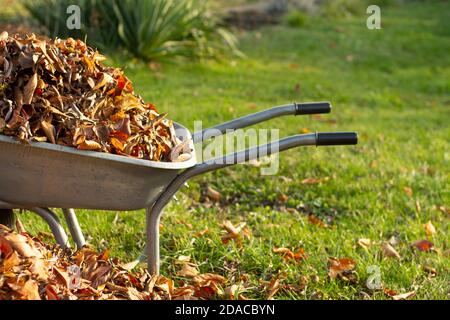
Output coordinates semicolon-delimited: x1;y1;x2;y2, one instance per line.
185;131;358;179
193;102;331;143
316;132;358;146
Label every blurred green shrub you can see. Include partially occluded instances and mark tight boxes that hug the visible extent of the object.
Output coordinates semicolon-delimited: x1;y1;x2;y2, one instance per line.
320;0;366;18
23;0;241;62
283;10;308;28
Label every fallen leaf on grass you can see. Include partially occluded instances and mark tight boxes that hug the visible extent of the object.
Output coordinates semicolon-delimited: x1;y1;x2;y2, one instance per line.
177;263;199;278
221;221;251;245
383;287;397;297
327;257;357;281
266;278;280;300
381;242;401;259
177;220;193;230
438;206;449;216
194;228;209;238
403;187;413;198
301;177;330;185
308;214;328;228
423;265;437;277
357;238;372;250
273;247;307;262
206;186;221;202
299;127;310;134
278;193;289;203
192;274;227;299
424;221;436;238
415;200;421;213
223;284;248;300
392;291;416;300
411;240;434;252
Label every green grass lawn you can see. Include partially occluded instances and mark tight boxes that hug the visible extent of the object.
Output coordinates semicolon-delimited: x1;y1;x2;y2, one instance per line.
18;1;449;299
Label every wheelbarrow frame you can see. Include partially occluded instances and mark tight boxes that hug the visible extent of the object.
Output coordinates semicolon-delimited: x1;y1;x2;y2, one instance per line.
0;102;358;275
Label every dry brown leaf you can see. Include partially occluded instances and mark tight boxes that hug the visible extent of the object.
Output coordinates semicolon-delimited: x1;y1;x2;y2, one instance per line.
176;255;191;263
224;284;242;300
411;240;434;252
221;221;251;245
383;287;397;297
77;140;102;151
23;73;38;105
177;263;199;278
8;279;41;300
194;228;209;238
172;286;196;300
3;233;42;258
266;278;280;300
357;238;372;250
392;291;416;300
438;205;449;216
301;177;330;185
1;251;21;272
15;218;26;234
424;221;436;238
273;247;306;262
381;242;401;259
206;186;221;202
278;193;289;203
327;257;357;280
308;214;327;228
403;186;413;198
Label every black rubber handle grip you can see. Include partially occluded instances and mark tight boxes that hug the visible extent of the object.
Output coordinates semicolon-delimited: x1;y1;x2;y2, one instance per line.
295;102;332;115
316;132;358;146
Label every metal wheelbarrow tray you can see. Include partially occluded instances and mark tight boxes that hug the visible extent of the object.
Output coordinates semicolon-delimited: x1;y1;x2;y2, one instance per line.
0;102;358;274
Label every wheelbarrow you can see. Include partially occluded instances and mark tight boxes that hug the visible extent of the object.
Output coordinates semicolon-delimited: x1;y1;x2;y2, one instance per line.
0;101;358;275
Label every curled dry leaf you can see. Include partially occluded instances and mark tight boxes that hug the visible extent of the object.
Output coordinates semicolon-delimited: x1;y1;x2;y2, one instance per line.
381;242;401;259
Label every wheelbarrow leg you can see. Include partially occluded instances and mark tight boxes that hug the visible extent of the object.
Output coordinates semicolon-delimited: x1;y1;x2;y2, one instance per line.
62;208;86;249
31;208;70;249
146;205;162;275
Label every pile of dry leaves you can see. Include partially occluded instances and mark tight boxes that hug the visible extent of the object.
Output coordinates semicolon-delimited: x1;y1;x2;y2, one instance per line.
0;225;226;300
0;32;191;162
